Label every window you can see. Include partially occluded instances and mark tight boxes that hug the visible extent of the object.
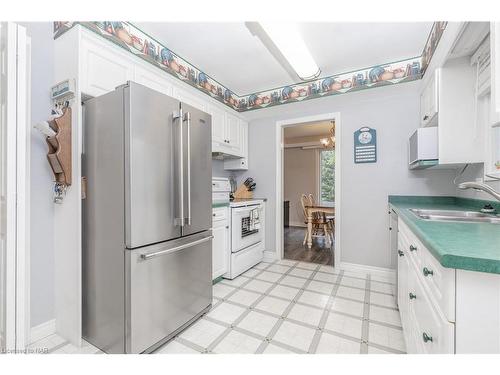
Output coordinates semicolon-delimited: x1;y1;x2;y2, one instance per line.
319;149;335;206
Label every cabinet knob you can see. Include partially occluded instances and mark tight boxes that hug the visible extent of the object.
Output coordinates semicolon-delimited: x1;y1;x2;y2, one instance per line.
398;250;404;257
423;267;434;277
213;213;216;216
423;115;429;121
409;292;417;300
422;332;433;343
409;245;417;252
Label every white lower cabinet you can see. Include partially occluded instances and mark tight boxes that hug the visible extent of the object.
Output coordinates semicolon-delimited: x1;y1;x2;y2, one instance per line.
397;217;500;354
212;207;229;280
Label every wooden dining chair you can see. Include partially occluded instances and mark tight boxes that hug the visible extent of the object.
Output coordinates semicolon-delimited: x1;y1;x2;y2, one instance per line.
300;194;331;246
309;193;334;242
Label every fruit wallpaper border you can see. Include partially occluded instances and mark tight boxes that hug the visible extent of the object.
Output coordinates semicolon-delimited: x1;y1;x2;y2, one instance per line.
53;22;446;112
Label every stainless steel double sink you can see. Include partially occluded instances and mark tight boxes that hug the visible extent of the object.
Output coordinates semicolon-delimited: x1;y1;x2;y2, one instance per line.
409;209;500;224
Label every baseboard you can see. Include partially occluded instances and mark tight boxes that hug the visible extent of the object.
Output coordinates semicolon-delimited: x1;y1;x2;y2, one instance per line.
30;319;56;343
339;262;396;279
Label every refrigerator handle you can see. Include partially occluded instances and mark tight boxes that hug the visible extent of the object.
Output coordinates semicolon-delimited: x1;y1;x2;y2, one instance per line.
184;111;192;226
173;107;184;226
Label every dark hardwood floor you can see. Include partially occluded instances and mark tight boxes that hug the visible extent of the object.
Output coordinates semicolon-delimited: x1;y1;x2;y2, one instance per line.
284;226;334;266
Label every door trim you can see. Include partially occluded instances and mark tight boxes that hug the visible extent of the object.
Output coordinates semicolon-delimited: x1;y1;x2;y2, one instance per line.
275;112;341;267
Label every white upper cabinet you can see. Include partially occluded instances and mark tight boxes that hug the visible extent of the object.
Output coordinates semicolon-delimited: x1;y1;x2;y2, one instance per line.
173;87;207;112
486;22;500;179
134;65;174;97
209;105;226;145
420;70;439;127
225;113;242;153
80;35;134;97
210;109;247;160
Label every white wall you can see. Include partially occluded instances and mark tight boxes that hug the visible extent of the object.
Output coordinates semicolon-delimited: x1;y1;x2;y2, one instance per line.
21;22;55;328
455;163;500;200
245;81;458;269
284;147;318;227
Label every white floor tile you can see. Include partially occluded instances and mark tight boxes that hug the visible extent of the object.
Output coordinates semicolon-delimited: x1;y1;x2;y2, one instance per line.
371;274;396;284
220;276;248;288
156;340;199;354
313;272;338;284
255;270;282;283
268;284;300;300
306;280;334;295
243;279;274;293
369;305;401;326
253;262;271;270
324;312;363;338
213;283;236;299
178;319;226;348
342;270;369;279
276;259;298;267
368;323;405;352
297;290;330;309
263;344;295;354
255;296;290;316
272;321;316;352
318;265;340;274
212;330;262;354
336;285;366;302
315;332;361;354
288;268;314;279
227;290;261;307
370;281;395;295
206;302;247;324
266;264;291;274
287;304;323;327
370;291;397;308
237;311;279;338
339;276;367;289
241;268;261;278
330;298;364;317
280;275;307;289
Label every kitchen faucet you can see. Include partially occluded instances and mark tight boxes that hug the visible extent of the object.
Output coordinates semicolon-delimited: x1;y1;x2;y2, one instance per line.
458;181;500;201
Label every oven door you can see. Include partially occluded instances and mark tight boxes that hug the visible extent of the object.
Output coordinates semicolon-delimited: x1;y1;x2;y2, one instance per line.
231;205;263;253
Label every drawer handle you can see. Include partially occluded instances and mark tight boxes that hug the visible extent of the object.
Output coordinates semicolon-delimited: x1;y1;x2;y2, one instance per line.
422;332;433;343
140;236;213;260
398;250;404;257
409;292;417;300
423;267;434;277
409;245;417;252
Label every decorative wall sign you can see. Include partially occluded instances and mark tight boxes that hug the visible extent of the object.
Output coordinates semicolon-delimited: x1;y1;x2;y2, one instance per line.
354;127;377;164
53;21;446;113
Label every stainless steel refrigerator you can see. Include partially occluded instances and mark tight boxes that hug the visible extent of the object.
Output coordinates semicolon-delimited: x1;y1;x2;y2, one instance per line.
82;81;213;354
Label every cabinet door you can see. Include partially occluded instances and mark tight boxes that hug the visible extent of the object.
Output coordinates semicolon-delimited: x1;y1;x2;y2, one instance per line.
397;246;410;339
81;38;134;97
173;87;207;112
225;113;241;153
209;105;226;145
134;65;173;97
420;70;439;126
212;220;228;280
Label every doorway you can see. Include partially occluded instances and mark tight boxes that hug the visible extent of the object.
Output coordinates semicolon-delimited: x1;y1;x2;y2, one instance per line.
275;113;341;267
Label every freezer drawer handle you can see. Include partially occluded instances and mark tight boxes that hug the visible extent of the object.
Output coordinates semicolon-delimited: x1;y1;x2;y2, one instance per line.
140;236;213;261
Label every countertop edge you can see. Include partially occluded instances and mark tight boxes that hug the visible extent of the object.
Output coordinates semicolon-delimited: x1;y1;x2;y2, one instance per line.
389;199;500;275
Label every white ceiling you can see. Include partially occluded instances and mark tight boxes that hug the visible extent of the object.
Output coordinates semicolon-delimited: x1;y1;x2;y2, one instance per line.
135;22;433;94
284;121;333;139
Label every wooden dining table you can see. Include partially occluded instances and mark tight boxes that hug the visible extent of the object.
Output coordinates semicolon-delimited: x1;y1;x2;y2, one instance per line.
304;205;335;249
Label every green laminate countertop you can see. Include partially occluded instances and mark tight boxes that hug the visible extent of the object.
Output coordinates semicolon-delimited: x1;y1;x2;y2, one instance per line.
212;202;229;208
389;196;500;275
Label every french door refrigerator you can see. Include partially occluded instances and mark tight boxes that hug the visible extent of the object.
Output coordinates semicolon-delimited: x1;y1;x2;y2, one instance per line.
83;82;213;354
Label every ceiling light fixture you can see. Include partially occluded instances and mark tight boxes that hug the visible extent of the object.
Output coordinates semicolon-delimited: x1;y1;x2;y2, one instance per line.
259;22;321;81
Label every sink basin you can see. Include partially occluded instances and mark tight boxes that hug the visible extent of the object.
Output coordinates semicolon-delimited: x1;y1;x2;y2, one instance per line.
409;209;500;224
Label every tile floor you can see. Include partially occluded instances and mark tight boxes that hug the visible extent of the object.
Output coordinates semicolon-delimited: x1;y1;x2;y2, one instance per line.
28;259;404;354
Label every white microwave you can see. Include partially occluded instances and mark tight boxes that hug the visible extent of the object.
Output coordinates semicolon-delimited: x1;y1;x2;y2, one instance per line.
408;127;438;165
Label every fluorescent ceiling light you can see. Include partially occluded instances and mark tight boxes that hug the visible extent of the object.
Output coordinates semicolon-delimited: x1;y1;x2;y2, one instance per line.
259;22;320;80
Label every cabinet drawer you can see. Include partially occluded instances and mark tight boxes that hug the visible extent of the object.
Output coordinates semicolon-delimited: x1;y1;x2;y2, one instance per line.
398;218;455;322
410;267;454;354
212;207;228;222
